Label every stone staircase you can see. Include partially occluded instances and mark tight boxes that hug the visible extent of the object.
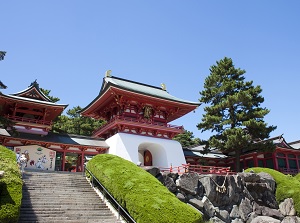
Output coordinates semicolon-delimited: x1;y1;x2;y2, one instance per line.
18;171;122;223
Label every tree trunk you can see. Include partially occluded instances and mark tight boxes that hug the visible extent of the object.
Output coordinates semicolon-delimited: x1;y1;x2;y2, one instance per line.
235;149;241;172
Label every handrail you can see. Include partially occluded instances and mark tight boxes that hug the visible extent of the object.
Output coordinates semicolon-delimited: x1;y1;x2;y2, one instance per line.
85;166;136;223
5;114;52;125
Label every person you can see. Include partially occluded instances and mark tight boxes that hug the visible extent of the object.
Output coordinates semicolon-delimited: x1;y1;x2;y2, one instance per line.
19;153;27;176
16;151;20;166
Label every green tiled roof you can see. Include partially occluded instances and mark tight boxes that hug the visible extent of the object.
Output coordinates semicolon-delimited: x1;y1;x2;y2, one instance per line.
104;76;200;105
2;131;109;148
4;94;68;107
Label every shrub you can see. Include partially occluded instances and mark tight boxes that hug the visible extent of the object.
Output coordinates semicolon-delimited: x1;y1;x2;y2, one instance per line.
87;154;203;223
0;146;23;223
246;167;300;216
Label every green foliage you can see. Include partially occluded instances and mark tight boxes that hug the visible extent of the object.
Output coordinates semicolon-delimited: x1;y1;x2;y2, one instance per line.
173;130;202;148
39;88;105;136
40;88;60;103
0;146;23;223
0;116;15;129
52;106;105;136
197;57;276;171
246;167;300;216
295;173;300;182
87;154;203;223
0;51;6;61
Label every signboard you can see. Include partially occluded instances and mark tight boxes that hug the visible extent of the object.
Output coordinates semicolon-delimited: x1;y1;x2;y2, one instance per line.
14;145;56;171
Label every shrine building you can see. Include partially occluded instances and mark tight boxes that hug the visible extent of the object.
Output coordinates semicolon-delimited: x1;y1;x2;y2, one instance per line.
0;74;200;172
3;74;298;175
81;72;200;168
184;135;300;174
0;80;108;172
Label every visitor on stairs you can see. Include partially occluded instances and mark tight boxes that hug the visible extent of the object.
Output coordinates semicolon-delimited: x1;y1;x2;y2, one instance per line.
19;153;27;176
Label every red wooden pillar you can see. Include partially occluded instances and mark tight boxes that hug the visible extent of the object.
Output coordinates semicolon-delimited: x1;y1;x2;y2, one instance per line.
273;152;278;170
81;151;85;172
285;153;289;170
42;108;47;122
62;151;66;171
13;104;17;116
254;154;258;167
296;153;300;169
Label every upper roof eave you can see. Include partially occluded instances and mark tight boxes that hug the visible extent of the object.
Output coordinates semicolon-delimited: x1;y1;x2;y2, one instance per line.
81;75;201;114
1;93;68;108
106;76;201;105
12;82;52;102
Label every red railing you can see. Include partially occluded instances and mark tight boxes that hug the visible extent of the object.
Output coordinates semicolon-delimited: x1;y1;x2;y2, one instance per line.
93;115;183;135
278;168;299;175
160;164;236;175
5;115;52;126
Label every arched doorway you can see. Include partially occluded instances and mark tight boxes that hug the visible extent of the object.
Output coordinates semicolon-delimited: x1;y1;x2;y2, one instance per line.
138;142;167;167
144;150;152;166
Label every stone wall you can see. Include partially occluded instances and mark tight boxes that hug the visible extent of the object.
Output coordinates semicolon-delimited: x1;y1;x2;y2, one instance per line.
145;167;299;223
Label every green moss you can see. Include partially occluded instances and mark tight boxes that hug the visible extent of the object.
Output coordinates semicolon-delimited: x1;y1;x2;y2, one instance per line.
295;173;300;182
245;167;300;216
0;146;23;223
87;154;203;223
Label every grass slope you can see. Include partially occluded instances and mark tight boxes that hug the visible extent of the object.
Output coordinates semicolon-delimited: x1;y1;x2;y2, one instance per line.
0;146;23;223
87;154;203;223
246;167;300;216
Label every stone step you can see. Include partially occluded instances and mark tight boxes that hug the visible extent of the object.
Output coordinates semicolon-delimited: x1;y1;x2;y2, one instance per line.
18;171;121;223
23;189;95;192
18;214;118;220
23;195;101;200
19;209;114;215
20;200;104;205
19;218;122;223
20;206;109;211
21;204;108;209
21;182;91;186
22;192;96;195
21;195;100;199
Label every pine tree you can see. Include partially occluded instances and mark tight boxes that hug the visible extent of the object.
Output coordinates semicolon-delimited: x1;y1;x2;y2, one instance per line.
197;57;276;171
52;106;105;136
173;130;201;148
0;51;6;61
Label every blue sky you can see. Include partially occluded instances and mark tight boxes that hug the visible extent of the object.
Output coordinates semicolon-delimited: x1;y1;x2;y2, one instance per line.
1;1;300;142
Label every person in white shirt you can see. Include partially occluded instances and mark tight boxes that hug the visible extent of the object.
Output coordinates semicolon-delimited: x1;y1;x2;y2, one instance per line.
19;153;27;175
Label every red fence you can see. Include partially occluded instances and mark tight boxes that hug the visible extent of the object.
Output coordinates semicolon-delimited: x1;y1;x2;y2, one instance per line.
160;164;236;175
278;168;299;175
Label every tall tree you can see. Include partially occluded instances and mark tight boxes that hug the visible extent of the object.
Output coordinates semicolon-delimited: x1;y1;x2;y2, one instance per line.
40;88;105;136
0;51;10;131
0;51;7;89
0;51;6;61
40;88;60;103
52;106;105;136
173;130;202;148
197;57;276;172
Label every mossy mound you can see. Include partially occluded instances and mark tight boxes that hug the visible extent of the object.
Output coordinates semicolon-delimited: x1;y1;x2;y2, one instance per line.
87;154;203;223
246;167;300;216
0;146;23;223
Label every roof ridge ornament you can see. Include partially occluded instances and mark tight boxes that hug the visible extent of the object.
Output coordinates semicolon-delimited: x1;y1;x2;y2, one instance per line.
161;83;167;91
29;79;39;88
105;70;112;77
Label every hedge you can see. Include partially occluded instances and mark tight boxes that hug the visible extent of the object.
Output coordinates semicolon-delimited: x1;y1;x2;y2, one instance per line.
0;146;23;223
87;154;203;223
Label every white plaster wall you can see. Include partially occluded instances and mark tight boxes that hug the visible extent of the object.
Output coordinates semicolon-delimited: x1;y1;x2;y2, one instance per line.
105;133;186;169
